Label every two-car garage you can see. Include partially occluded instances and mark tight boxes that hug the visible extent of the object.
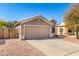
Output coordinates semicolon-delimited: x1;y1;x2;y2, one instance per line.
25;26;50;39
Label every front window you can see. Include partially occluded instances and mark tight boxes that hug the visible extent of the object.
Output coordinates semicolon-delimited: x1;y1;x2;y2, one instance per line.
59;28;63;34
52;27;55;33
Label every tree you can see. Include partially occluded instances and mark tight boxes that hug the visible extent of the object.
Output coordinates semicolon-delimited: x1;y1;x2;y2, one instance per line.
64;4;79;39
6;21;17;28
0;19;6;28
0;19;17;28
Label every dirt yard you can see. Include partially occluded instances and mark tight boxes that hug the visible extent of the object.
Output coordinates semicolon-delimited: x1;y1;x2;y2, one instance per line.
64;35;79;44
0;39;45;56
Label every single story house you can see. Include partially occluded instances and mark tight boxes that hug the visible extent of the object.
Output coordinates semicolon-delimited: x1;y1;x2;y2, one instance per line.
14;15;56;39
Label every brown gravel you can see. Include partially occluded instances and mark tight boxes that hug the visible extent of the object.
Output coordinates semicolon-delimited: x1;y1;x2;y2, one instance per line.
64;35;79;44
0;39;46;56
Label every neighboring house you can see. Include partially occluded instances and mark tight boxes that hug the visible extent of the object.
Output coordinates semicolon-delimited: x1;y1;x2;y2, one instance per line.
56;23;68;35
14;15;56;39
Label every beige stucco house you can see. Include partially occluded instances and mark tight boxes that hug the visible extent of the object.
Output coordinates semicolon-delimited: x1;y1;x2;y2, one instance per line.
56;23;68;35
15;15;56;39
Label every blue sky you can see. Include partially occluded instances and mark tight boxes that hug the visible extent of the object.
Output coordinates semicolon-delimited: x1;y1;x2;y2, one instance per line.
0;3;71;23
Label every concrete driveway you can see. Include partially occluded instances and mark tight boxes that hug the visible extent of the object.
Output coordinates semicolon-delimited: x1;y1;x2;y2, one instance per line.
26;39;79;56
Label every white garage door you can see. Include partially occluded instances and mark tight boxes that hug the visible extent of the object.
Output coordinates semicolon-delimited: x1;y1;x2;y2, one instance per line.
25;26;50;39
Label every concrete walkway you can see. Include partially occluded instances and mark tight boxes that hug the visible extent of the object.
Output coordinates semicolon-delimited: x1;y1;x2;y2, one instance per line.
26;39;79;56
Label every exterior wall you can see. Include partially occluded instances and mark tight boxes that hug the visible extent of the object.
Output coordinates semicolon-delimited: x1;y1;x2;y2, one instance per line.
19;24;25;39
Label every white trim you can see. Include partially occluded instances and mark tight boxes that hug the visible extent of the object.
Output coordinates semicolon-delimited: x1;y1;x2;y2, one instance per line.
19;25;21;39
25;25;49;27
23;24;26;39
50;26;52;37
19;25;25;40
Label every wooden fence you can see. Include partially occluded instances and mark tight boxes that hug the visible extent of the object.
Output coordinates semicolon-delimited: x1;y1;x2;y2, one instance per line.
0;28;19;39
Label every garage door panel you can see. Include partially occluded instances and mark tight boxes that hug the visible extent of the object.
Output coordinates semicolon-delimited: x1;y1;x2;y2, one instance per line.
25;26;50;39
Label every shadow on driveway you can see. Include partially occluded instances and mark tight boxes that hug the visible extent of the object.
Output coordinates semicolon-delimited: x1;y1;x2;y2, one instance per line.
22;35;68;40
22;36;67;40
0;39;6;45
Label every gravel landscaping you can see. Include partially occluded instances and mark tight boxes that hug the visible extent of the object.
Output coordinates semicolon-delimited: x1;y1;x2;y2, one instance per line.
0;39;46;56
